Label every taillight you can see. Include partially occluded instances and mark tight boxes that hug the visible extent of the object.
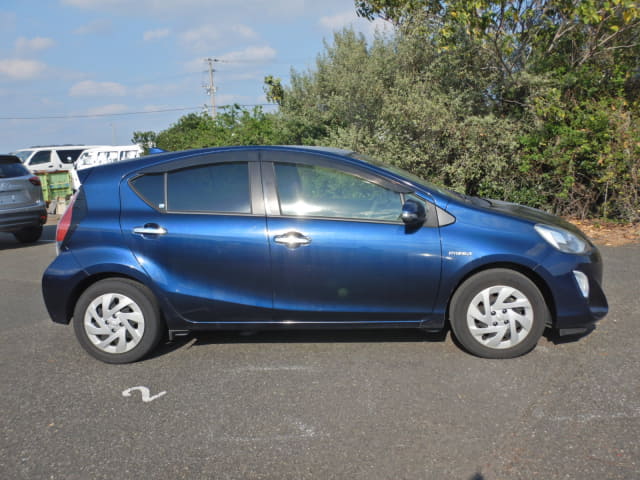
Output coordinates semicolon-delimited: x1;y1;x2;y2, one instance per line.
29;176;41;186
56;192;78;243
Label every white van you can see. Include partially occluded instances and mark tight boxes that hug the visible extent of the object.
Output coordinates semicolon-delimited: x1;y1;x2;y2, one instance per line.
75;145;143;171
12;145;108;173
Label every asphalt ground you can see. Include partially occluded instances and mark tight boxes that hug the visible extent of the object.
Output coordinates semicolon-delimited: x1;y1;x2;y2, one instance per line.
0;225;638;479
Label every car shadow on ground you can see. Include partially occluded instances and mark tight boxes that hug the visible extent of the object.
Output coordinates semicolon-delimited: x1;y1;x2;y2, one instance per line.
543;325;596;345
0;224;56;251
149;328;450;360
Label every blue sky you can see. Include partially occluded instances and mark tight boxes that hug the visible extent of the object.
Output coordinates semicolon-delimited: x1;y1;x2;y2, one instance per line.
0;0;387;152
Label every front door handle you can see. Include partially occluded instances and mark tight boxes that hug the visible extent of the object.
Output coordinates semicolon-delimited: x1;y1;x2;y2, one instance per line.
274;231;311;249
133;224;167;236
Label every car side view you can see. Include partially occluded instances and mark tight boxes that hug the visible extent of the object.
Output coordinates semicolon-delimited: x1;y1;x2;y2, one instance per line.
41;146;608;363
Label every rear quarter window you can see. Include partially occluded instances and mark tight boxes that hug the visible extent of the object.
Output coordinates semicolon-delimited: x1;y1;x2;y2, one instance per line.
130;173;165;210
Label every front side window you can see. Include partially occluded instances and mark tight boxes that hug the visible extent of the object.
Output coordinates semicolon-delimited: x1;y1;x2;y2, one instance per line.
167;162;251;214
274;163;402;221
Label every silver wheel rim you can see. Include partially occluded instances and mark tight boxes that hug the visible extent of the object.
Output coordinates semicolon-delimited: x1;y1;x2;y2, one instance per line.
84;293;145;354
466;285;533;350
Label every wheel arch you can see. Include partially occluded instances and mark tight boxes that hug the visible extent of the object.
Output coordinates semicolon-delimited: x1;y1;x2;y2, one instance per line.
444;262;556;328
63;271;156;325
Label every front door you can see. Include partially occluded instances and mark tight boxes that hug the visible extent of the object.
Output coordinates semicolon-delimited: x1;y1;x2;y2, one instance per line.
263;154;442;324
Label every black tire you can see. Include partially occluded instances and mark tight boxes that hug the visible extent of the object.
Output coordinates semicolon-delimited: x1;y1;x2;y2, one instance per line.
73;278;164;364
14;225;42;243
449;269;549;359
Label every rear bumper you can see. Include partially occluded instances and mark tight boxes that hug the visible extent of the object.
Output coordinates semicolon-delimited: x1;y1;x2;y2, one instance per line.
42;252;88;324
0;204;47;232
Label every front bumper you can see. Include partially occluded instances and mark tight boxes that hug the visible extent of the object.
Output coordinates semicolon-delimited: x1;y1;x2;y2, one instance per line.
535;246;608;334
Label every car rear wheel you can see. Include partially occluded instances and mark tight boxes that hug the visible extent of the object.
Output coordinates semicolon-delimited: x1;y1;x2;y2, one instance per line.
449;269;548;359
73;278;163;363
14;225;42;243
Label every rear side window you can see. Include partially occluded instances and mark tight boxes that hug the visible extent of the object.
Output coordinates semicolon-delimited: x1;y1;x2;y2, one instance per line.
131;174;165;209
167;162;250;213
0;161;29;178
57;149;84;164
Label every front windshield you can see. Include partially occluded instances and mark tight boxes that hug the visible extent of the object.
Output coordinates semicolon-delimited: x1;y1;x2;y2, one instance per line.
11;150;33;163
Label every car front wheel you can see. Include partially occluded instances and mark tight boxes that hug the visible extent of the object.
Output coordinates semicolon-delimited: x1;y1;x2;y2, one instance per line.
449;269;549;359
73;278;164;363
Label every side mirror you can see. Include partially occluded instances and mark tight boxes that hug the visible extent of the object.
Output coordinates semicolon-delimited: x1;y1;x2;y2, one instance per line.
401;199;426;226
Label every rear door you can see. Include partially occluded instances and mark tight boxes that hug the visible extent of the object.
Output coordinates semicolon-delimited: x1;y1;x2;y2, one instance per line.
120;150;272;324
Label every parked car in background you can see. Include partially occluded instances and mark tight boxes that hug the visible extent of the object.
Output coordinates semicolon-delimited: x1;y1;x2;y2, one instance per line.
0;155;47;243
75;145;143;171
42;146;608;363
12;145;108;173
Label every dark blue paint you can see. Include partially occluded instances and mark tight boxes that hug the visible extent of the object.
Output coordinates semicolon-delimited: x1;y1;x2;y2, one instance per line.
42;145;607;337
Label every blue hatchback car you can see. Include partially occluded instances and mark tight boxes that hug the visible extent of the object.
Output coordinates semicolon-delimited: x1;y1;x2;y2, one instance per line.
42;146;608;363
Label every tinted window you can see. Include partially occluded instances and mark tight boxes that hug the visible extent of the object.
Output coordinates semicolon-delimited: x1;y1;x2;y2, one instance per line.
29;151;51;165
274;163;401;221
57;149;84;163
0;161;29;178
167;162;251;213
131;174;165;209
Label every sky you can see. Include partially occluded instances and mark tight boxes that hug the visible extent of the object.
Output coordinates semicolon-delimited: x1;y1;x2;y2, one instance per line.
0;0;388;153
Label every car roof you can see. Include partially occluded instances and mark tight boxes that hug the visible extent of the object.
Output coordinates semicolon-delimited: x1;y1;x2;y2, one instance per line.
78;145;358;184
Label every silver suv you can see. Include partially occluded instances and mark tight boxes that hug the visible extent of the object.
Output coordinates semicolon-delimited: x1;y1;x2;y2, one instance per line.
0;155;47;243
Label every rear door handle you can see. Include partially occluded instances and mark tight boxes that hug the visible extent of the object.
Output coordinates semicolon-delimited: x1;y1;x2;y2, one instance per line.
274;231;311;249
133;224;167;236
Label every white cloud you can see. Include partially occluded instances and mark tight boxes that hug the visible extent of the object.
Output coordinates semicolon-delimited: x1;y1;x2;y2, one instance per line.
180;25;222;52
86;103;129;115
0;59;46;80
15;37;55;53
143;28;170;41
230;24;258;40
69;80;127;97
319;10;358;30
319;9;392;37
74;19;112;35
220;45;277;64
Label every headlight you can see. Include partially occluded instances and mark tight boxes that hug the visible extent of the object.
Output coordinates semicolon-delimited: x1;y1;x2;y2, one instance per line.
534;224;589;254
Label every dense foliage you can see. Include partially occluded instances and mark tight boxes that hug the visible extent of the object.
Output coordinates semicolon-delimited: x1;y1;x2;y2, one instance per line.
134;1;639;221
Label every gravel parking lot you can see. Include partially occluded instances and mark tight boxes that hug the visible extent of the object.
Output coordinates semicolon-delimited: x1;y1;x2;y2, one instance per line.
1;225;638;479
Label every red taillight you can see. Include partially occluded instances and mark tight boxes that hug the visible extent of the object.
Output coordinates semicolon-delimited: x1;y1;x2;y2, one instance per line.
56;193;78;243
29;176;41;186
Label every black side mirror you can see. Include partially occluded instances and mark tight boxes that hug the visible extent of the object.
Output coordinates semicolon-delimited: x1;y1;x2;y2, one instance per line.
401;199;426;226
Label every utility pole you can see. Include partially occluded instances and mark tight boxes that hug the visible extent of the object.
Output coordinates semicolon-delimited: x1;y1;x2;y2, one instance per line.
204;58;218;118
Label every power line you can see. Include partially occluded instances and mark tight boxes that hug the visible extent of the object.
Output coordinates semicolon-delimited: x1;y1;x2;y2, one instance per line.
0;104;275;121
